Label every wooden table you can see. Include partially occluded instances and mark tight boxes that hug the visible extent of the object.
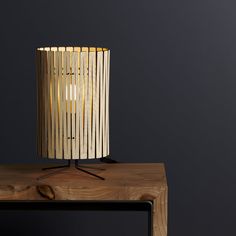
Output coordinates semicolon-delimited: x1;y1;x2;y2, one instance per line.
0;163;168;236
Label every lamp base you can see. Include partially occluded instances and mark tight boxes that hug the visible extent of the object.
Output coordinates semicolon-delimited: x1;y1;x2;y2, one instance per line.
37;160;105;181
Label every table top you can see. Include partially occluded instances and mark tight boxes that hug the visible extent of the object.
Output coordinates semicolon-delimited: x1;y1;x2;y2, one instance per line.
0;163;167;201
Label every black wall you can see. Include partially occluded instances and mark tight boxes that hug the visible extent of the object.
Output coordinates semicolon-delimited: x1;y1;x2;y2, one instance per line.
0;0;235;235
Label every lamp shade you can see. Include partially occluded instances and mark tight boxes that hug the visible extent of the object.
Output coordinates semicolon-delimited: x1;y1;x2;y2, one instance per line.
36;47;110;160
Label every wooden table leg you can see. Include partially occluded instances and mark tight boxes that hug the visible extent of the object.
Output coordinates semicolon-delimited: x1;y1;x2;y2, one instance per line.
153;187;168;236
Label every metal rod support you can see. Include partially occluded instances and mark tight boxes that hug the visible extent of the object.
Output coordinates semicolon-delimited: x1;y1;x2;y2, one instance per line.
75;166;105;180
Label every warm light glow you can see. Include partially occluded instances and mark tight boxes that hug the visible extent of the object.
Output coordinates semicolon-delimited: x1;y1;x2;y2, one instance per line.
36;46;110;159
66;84;76;100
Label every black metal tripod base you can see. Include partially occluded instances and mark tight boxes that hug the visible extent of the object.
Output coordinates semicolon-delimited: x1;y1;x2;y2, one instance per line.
37;160;105;181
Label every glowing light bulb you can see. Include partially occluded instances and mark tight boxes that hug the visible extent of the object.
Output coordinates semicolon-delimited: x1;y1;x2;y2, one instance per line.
66;84;76;100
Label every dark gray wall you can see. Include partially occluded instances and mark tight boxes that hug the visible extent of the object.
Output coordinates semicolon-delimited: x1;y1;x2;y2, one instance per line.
0;0;235;235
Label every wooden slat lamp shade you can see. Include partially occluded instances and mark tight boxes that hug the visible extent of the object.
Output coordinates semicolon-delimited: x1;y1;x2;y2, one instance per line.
36;47;110;160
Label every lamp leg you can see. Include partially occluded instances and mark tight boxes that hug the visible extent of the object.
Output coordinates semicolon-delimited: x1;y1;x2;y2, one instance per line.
37;167;68;180
42;161;71;171
77;165;105;171
75;166;105;180
75;160;105;180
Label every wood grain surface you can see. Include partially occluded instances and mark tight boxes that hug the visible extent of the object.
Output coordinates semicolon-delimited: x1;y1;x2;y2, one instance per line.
0;163;167;236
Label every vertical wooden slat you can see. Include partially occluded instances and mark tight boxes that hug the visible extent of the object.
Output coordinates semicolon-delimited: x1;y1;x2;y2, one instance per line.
90;51;96;158
87;50;91;158
87;50;93;158
42;51;48;158
96;51;102;157
102;51;107;156
54;50;61;158
53;49;60;158
50;50;55;158
46;51;52;158
99;51;104;158
39;51;43;156
58;51;63;158
51;48;58;158
36;51;41;156
62;49;68;159
75;49;80;158
95;51;99;157
67;49;72;159
79;51;85;158
41;51;46;157
106;50;110;155
65;50;71;159
83;48;89;159
40;51;43;157
71;51;76;159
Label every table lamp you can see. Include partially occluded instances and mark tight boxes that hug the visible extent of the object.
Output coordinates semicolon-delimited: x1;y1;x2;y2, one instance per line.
36;47;110;180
